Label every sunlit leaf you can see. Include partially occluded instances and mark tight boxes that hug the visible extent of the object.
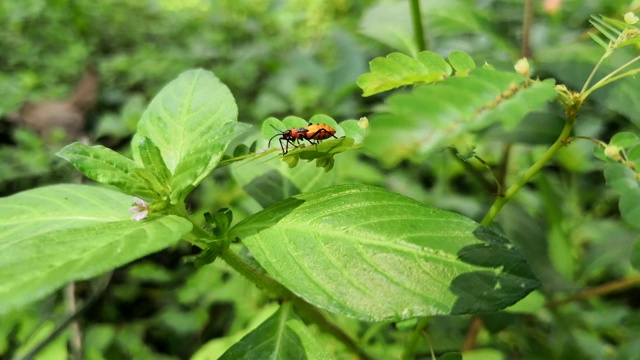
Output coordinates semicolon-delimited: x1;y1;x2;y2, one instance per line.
131;69;248;204
0;184;192;314
230;184;538;321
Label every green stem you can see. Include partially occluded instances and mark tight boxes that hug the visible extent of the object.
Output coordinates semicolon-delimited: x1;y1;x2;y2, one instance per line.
293;299;377;360
402;317;430;360
409;0;427;51
580;49;612;94
220;247;291;299
481;117;575;226
582;56;640;99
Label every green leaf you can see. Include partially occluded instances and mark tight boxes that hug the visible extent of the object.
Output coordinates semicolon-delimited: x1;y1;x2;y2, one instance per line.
0;184;192;314
604;163;640;230
230;184;538;321
357;51;450;97
137;137;172;188
131;69;248;204
57;142;160;199
219;303;331;360
588;32;610;50
365;69;557;167
449;51;476;74
590;15;621;42
609;132;640;148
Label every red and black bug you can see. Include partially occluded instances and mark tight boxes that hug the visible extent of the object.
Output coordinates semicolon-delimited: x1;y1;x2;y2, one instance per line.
268;123;338;155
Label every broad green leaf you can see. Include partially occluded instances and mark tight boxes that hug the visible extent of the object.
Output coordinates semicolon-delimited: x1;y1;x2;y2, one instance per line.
131;69;247;204
357;51;450;97
230;184;538;321
0;184;192;314
219;303;331;360
365;68;557;167
57;142;160;199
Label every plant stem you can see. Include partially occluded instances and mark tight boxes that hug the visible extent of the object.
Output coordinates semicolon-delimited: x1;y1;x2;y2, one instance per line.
481;117;575;226
293;299;377;360
521;0;534;58
65;283;83;360
546;275;640;308
462;315;483;351
402;317;429;360
16;273;112;360
220;247;291;299
409;0;427;51
580;50;610;94
582;55;640;99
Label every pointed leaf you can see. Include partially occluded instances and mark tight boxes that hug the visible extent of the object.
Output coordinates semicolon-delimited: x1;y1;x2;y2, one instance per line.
137;136;172;187
588;32;610;50
230;184;538;321
590;16;621;41
219;303;331;360
0;184;192;314
57;142;159;198
132;69;247;203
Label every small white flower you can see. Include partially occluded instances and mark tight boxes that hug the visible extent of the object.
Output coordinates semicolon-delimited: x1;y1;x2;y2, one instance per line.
129;197;149;221
625;12;639;25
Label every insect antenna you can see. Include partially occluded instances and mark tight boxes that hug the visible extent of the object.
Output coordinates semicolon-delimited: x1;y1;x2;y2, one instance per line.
267;125;285;147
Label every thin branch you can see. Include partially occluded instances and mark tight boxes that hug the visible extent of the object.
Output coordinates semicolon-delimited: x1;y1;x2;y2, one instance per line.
496;143;512;196
473;154;504;197
448;147;495;195
461;315;483;352
481;115;576;226
65;283;83;360
521;0;534;58
15;273;112;360
546;275;640;308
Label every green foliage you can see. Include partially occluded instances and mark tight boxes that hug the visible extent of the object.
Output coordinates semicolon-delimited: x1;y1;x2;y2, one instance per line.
356;51;452;96
219;303;331;360
259;114;363;172
0;184;192;314
230;184;537;321
3;2;640;359
365;68;557;167
131;69;248;203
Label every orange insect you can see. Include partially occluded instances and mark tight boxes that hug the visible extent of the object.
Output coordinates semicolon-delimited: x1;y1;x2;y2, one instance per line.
268;123;338;155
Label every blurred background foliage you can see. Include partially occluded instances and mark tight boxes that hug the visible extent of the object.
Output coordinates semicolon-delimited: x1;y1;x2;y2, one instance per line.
2;0;640;359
